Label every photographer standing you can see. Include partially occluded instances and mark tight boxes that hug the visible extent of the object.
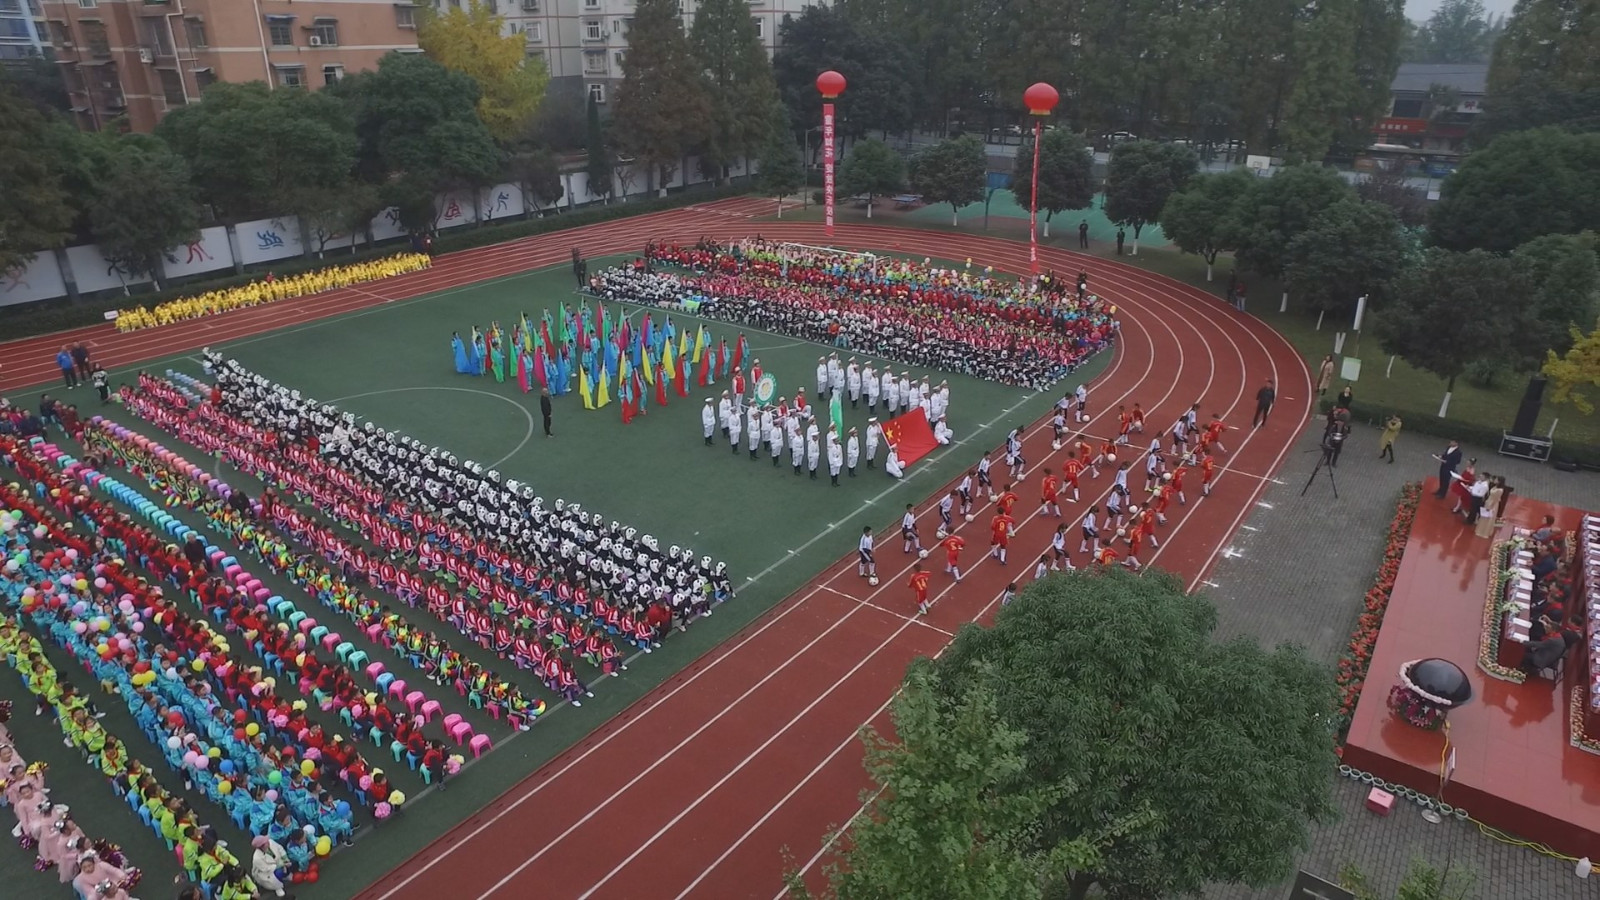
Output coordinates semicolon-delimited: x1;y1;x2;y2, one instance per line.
1323;419;1350;467
1379;414;1402;463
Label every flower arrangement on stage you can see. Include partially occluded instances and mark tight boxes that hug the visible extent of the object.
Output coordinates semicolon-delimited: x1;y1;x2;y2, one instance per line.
1335;483;1421;736
1387;660;1452;730
1476;538;1526;684
1570;685;1600;757
113;253;432;332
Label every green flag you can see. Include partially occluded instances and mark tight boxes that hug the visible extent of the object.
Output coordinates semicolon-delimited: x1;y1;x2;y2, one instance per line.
829;388;844;442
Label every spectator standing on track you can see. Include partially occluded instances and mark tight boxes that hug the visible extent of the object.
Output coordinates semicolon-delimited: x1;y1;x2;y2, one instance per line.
55;346;77;388
1115;228;1126;255
1251;378;1275;428
1078;220;1090;249
70;341;96;381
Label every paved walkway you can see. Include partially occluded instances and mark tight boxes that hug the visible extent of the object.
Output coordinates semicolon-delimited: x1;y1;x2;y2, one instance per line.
1200;420;1600;899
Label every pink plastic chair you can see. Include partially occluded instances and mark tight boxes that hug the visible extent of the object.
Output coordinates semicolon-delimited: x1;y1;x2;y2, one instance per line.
365;624;384;643
298;617;317;634
364;661;386;681
404;691;425;714
420;700;442;723
450;721;473;746
469;733;492;759
442;713;462;734
320;632;341;652
387;679;407;701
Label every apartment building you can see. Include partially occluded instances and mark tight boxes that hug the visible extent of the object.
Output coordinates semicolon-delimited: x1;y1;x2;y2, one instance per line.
472;0;820;107
0;0;48;61
39;0;421;132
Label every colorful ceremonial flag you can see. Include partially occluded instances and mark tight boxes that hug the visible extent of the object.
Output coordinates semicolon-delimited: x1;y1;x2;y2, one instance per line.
662;345;678;382
579;366;594;409
679;327;689;360
731;334;747;373
641;348;655;385
596;369;611;408
692;326;707;364
697;349;712;387
655;363;668;406
532;346;548;389
517;351;533;393
675;354;689;397
717;339;731;381
830;389;844;441
490;344;505;383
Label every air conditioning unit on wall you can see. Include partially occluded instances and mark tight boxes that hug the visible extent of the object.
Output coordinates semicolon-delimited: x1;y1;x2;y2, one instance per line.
309;35;323;46
138;47;153;63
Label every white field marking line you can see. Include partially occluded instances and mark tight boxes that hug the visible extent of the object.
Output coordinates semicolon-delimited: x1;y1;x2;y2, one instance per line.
575;259;1209;900
474;590;931;900
817;584;955;638
324;386;537;470
403;264;1159;900
371;228;1208;896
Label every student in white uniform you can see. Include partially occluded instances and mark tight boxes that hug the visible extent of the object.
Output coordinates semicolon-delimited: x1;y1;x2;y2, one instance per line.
727;404;743;455
858;526;879;583
1079;505;1100;554
884;375;901;416
901;504;924;554
864;364;880;410
885;447;905;479
846;427;861;477
767;415;785;467
805;418;822;480
827;433;844;485
846;359;862;408
747;407;762;459
977;454;994;498
934;416;953;446
865;418;882;469
1050;523;1073;570
1075;383;1090;422
936;490;956;537
815;358;829;398
957;470;975;519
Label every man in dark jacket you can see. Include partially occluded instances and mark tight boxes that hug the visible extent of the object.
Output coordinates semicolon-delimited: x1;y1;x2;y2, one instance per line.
539;388;553;437
1251;378;1275;428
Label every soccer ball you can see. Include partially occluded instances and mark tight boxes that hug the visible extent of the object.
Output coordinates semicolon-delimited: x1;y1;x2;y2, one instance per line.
1116;527;1127;537
1077;413;1088;423
965;513;976;523
1107;453;1118;464
988;492;998;502
1051;440;1062;451
936;528;948;539
1162;472;1172;482
868;577;879;586
1129;505;1140;515
918;549;930;559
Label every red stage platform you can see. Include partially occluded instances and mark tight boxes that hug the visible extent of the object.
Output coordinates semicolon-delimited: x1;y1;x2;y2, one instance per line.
1342;479;1600;859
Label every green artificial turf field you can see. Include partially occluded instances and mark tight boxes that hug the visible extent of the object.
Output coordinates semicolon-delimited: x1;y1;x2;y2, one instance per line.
0;254;1110;899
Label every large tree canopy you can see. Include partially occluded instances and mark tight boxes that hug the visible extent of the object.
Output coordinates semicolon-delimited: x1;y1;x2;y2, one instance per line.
1283;198;1409;315
1483;0;1600;136
1160;168;1256;280
1104;139;1198;253
1009;128;1094;234
843;569;1340;900
1378;248;1526;397
1428;128;1600;252
1224;163;1353;278
909;135;986;225
418;0;549;143
691;0;783;178
612;0;712;194
0;80;75;276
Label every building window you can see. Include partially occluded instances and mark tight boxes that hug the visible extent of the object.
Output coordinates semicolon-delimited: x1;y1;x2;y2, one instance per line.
194;67;215;91
584;19;601;40
521;0;540;10
184;17;207;48
159;68;185;106
525;47;544;64
751;15;762;39
275;65;305;88
143;18;172;55
267;17;293;46
0;0;20;13
76;0;95;8
394;4;416;29
1390;98;1424;118
82;20;109;57
583;50;605;74
524;21;542;42
322;64;342;85
311;18;338;46
0;19;28;39
587;83;604;104
584;0;598;6
26;0;39;14
613;50;624;70
49;20;71;45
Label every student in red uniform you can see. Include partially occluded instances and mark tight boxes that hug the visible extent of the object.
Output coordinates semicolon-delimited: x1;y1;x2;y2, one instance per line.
989;511;1015;565
908;564;932;615
1198;450;1215;497
1129;403;1146;433
941;532;966;583
1095;544;1120;567
1124;525;1145;570
1171;461;1189;504
1072;435;1094;469
1116;406;1134;446
996;484;1019;516
1060;453;1084;502
1151;479;1174;525
1091;439;1117;474
1203;414;1229;454
1038;468;1062;518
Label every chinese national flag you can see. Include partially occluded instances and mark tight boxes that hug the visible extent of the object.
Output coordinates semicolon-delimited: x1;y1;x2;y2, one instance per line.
881;418;904;448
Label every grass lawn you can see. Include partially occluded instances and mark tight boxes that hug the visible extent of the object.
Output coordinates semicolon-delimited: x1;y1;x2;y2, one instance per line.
0;251;1109;899
780;201;1600;455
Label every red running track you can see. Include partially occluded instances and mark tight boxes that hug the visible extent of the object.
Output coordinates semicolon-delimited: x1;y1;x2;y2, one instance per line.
331;220;1312;900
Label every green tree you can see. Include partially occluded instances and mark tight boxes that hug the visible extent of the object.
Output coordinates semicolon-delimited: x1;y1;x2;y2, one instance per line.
0;58;71;117
1104;140;1198;254
157;81;357;222
924;569;1337;900
613;0;712;195
1010;129;1094;238
837;138;906;218
526;86;588;153
1484;0;1600;136
909;135;986;225
1355;163;1430;228
771;6;914;144
755;133;804;218
787;664;1104;900
691;0;782;180
0;83;75;276
1334;0;1408;152
1282;0;1359;162
584;95;614;201
1224;163;1352;297
1408;0;1497;63
1378;248;1526;414
1160;169;1255;281
508;147;565;213
1429;128;1600;252
1284;198;1407;316
1511;231;1600;369
335;53;504;232
86;137;200;290
418;0;549;143
295;181;382;256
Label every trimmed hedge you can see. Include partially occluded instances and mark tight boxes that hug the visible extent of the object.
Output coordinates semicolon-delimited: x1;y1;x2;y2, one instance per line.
1321;397;1600;468
0;179;753;341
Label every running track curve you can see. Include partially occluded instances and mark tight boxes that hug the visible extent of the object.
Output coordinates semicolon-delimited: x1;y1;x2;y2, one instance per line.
0;198;1313;899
